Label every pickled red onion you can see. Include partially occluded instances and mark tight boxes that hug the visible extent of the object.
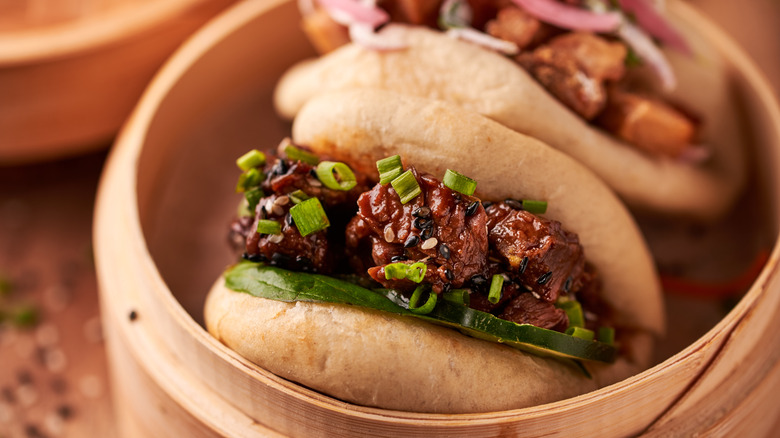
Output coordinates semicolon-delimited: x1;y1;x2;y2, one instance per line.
316;0;389;28
446;27;520;55
511;0;622;32
617;21;676;91
349;23;408;51
619;0;691;55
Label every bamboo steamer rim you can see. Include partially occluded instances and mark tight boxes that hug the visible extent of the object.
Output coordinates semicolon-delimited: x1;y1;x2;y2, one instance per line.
95;0;780;433
0;0;216;66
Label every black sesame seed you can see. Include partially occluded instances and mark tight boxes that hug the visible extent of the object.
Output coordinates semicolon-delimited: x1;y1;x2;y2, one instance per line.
465;201;480;216
271;252;292;265
537;271;553;285
441;283;452;294
444;269;454;281
295;256;312;268
390;255;408;262
309;168;318;179
277;159;289;174
505;198;523;210
563;276;573;293
413;217;432;230
242;252;264;263
482;201;493;210
286;213;294;227
421;227;434;240
518;256;529;275
259;204;267;219
470;275;487;286
438;244;451;260
128;310;138;322
412;206;431;218
404;235;420;248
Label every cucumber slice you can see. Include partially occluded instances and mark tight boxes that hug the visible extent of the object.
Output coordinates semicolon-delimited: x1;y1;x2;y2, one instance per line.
225;262;617;364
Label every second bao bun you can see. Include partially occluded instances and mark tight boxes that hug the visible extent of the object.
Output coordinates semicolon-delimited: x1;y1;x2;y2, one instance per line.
205;89;663;413
274;15;746;221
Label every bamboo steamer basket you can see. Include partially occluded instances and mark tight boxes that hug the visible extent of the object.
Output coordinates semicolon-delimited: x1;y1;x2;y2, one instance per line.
93;0;780;436
0;0;237;164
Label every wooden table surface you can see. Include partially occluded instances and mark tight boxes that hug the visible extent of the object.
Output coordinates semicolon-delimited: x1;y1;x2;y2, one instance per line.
1;2;779;437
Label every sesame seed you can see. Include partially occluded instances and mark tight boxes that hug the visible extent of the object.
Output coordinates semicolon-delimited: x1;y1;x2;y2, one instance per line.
271;204;284;216
421;227;433;240
412;206;431;218
383;227;395;243
518;256;529;275
438;244;451;260
403;235;419;248
307;178;322;187
465;201;480;216
268;233;284;244
505;199;523;210
531;291;541;300
421;238;438;250
537;271;553;285
128;310;138;322
275;195;290;206
444;269;454;281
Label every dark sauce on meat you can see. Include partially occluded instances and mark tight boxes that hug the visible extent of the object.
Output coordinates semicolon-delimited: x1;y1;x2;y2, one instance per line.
230;150;611;333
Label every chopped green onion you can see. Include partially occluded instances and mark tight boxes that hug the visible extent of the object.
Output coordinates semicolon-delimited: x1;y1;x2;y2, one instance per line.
442;289;470;306
289;198;330;236
288;190;311;204
488;274;504;304
384;262;427;283
443;169;477;196
566;326;595;341
598;327;615;345
244;188;264;213
236;149;266;171
522;199;548;214
390;170;421;204
236;168;263;193
256;219;282;235
316;161;357;191
376;155;403;185
406;262;427;283
284;144;319;165
557;300;585;328
408;285;438;315
384;263;409;281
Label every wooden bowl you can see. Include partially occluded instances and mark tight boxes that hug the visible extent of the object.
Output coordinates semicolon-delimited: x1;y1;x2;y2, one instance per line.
0;0;237;164
93;0;780;436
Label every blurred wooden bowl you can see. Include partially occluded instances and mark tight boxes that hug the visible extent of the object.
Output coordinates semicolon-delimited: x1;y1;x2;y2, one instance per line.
93;0;780;436
0;0;237;164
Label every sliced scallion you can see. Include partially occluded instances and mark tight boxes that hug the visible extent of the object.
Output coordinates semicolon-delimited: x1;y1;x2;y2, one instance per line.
244;188;264;213
256;219;282;235
236;168;263;193
284;144;320;165
566;326;595;341
557;300;585;328
316;161;357;191
406;262;427;283
384;263;409;281
289;198;330;236
408;285;437;315
443;169;477;196
522;199;548;214
376;155;403;185
598;327;615;346
488;274;504;304
288;190;310;204
390;170;421;204
442;289;470;306
236;149;266;171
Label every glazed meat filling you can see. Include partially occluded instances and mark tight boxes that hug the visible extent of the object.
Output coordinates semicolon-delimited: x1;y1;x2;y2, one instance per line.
232;154;607;332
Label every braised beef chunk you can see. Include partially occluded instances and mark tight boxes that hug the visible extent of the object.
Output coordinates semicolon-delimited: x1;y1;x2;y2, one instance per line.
517;32;627;120
597;86;697;158
243;194;335;273
263;159;369;208
345;168;488;293
485;202;585;302
499;292;568;330
485;7;541;50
